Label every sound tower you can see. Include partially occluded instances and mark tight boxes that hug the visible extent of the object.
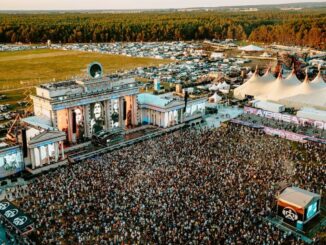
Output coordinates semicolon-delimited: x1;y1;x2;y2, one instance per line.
183;91;189;113
123;99;127;120
72;110;77;133
22;128;28;158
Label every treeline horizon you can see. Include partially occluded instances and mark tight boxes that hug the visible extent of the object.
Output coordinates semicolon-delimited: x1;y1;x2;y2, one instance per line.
0;10;325;49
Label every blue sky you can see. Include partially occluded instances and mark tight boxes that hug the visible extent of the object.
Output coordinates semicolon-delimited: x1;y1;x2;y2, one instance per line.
1;0;324;10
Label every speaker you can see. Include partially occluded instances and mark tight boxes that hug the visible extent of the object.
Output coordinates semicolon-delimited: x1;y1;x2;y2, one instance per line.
183;91;189;113
123;99;127;121
22;128;28;158
72;111;77;133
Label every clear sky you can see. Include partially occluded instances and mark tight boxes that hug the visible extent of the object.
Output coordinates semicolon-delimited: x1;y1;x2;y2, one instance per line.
1;0;324;10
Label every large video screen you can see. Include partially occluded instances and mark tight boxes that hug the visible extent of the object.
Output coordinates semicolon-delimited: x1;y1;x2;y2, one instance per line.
90;102;105;134
111;99;120;128
0;148;24;178
306;202;318;219
73;107;85;140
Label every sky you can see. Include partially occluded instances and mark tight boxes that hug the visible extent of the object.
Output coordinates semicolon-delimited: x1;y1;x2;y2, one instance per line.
1;0;324;10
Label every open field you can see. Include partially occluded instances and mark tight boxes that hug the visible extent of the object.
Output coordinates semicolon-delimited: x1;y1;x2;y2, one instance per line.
0;49;171;104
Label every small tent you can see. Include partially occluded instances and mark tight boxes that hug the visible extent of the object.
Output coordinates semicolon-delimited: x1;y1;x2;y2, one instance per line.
209;92;222;103
239;45;264;52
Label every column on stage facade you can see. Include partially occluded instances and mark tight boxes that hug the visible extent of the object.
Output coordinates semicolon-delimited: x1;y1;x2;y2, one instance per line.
60;141;64;159
119;97;124;128
30;148;35;169
131;95;138;126
55;142;59;162
46;145;50;165
38;147;42;167
105;100;111;131
84;104;91;138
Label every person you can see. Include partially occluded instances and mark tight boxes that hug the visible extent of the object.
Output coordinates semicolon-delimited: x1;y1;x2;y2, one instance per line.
90;103;105;134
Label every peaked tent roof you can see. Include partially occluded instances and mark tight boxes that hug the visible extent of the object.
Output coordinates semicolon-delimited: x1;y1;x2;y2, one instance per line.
284;70;302;86
280;87;326;110
239;45;264;52
209;92;222;103
258;73;294;101
311;70;326;89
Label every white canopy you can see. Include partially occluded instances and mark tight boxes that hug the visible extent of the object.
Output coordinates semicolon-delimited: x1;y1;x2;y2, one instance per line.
209;84;220;91
209;92;222;103
311;70;326;89
234;69;326;110
239;45;264;52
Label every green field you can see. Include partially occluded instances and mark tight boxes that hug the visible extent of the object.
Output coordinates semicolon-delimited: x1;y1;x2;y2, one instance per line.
0;49;170;105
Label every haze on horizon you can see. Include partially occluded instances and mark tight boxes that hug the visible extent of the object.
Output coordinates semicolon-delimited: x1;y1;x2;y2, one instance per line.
1;0;325;11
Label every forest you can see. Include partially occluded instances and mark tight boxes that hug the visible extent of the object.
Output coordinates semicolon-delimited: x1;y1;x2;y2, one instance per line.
0;9;325;49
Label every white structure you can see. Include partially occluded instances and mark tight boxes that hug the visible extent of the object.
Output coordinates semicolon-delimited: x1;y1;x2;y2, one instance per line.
239;45;264;52
297;107;326;122
234;67;275;99
154;78;161;91
252;100;285;113
209;93;222;103
234;68;326;110
138;93;206;128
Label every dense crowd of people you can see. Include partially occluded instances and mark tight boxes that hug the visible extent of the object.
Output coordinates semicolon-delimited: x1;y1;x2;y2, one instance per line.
13;123;325;244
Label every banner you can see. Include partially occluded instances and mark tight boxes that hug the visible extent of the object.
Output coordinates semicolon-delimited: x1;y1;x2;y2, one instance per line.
244;106;326;130
263;127;307;143
230;119;326;144
0;200;33;232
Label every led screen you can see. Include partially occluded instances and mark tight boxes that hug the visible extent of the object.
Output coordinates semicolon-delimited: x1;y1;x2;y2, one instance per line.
0;148;24;178
111;99;120;128
90;102;105;134
307;202;318;219
74;107;85;140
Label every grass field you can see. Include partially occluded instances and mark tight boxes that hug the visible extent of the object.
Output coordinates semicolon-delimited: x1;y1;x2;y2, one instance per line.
0;49;171;105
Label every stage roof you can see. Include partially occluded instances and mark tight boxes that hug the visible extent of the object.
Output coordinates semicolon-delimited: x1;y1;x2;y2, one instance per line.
22;116;53;130
278;187;320;209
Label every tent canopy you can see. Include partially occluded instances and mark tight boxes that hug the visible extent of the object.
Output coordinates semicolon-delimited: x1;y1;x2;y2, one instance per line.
239;45;264;52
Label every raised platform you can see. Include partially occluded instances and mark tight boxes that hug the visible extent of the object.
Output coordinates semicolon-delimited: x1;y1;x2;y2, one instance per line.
25;159;68;175
70;124;185;162
264;208;326;244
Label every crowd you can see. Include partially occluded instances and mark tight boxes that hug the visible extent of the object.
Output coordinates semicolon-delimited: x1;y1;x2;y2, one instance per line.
13;123;325;244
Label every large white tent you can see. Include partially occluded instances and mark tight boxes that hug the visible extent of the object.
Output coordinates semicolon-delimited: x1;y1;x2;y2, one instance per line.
239;45;264;52
234;68;275;99
311;70;326;89
234;68;326;110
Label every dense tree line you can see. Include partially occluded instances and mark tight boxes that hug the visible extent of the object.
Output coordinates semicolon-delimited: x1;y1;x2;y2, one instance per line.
0;10;325;49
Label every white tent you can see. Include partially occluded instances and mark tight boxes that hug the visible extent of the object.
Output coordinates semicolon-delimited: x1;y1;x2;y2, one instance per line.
311;70;326;89
220;81;230;90
284;70;302;86
239;45;264;52
297;107;326;122
261;67;276;82
234;68;326;110
209;84;220;91
209;92;222;103
234;68;274;100
280;87;326;110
